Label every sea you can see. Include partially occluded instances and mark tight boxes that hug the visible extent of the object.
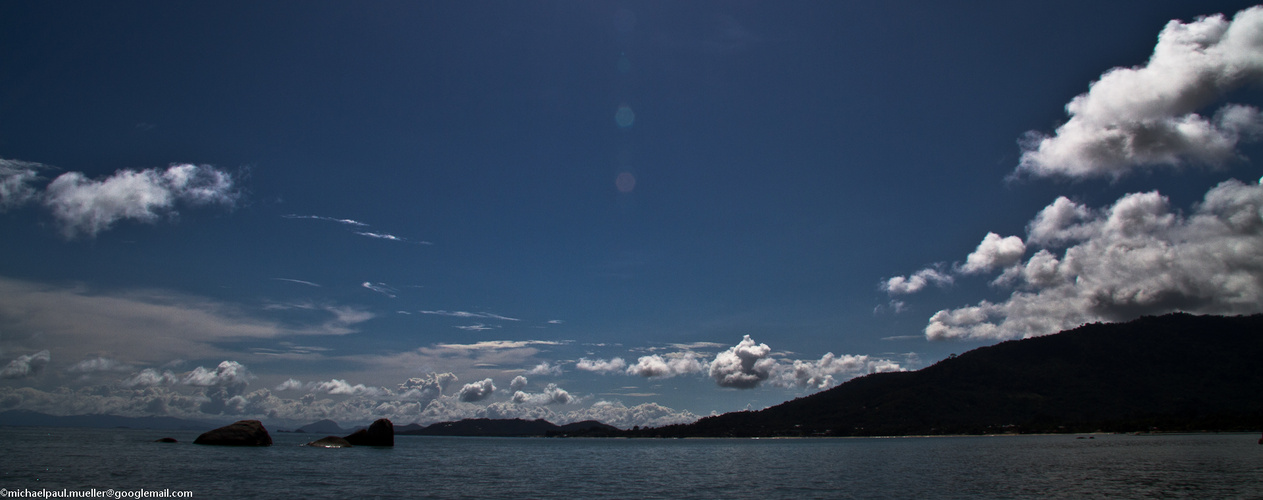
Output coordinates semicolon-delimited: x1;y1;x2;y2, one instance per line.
1;427;1261;499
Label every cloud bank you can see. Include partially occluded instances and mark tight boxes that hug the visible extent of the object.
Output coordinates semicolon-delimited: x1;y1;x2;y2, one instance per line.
1016;6;1263;179
923;179;1263;340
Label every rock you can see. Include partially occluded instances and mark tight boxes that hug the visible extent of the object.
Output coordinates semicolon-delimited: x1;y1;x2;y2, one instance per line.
193;420;273;446
154;437;178;443
343;418;393;446
306;436;352;448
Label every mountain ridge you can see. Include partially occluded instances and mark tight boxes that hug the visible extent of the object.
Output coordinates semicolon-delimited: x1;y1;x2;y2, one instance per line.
607;313;1263;437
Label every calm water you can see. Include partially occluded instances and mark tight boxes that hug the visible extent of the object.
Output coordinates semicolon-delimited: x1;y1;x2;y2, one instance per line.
1;427;1261;499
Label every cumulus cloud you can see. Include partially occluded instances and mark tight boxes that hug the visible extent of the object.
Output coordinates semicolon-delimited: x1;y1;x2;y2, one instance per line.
773;353;903;389
1016;7;1263;179
882;267;953;295
274;378;305;391
309;379;390;397
122;368;179;388
511;383;575;405
575;357;628;374
926;179;1263;340
708;336;776;389
43;164;237;238
67;356;131;374
0;350;51;379
525;362;563;376
509;375;528;391
959;233;1026;274
457;378;496;402
181;361;253;387
397;372;458;400
627;353;707;378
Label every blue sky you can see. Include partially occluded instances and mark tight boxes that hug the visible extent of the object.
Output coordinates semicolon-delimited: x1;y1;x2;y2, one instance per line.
2;0;1262;428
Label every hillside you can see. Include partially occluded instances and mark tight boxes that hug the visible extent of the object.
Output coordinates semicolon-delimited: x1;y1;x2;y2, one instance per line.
614;314;1263;437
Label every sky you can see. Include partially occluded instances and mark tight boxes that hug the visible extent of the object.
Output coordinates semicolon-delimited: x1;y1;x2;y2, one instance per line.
2;0;1262;429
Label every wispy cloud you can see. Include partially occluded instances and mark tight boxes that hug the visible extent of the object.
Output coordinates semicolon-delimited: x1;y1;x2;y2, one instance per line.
361;282;397;298
419;310;521;321
433;340;564;351
281;214;368;226
272;278;321;287
355;231;404;241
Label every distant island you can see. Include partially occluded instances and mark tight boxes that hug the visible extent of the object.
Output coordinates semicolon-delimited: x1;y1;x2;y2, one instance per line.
3;314;1259;438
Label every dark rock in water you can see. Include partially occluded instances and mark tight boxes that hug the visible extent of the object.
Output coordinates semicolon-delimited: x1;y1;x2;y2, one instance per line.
155;437;178;443
344;418;393;446
306;436;352;448
193;420;273;446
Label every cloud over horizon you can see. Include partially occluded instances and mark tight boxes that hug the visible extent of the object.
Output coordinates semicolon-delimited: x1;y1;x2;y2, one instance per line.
923;178;1263;341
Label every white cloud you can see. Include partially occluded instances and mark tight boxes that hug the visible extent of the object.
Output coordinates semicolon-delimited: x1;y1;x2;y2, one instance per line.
122;368;179;388
308;379;390;398
419;310;521;321
43;164;237;238
361;282;397;298
457;378;496;402
281;214;369;226
0;158;51;210
882;267;953;295
397;372;458;400
708;335;776;389
525;362;563;376
772;353;903;389
959;233;1026;275
511;383;574;405
181;360;253;387
626;353;707;378
0;350;50;379
433;340;561;351
509;375;528;391
1016;7;1263;179
274;378;305;391
575;357;628;374
925;179;1263;340
67;356;131;374
355;231;404;241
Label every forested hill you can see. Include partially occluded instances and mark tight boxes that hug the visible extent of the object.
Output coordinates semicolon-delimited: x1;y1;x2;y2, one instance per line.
621;314;1263;437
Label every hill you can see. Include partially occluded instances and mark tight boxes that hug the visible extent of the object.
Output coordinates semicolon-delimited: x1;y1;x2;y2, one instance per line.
292;419;347;434
397;418;618;437
610;313;1263;437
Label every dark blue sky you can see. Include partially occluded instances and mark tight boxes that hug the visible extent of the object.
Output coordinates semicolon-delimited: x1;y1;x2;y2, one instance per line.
2;1;1262;427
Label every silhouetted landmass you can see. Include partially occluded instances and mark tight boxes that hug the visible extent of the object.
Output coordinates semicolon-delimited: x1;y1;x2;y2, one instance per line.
294;419;346;435
584;314;1263;437
0;410;215;430
397;418;618;437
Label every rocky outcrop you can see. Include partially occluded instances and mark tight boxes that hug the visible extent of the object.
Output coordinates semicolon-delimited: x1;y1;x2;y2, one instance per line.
154;437;178;443
343;418;393;446
193;420;273;446
305;436;352;448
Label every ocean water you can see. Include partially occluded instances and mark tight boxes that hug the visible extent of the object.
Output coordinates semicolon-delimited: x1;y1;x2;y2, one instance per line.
1;427;1261;499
